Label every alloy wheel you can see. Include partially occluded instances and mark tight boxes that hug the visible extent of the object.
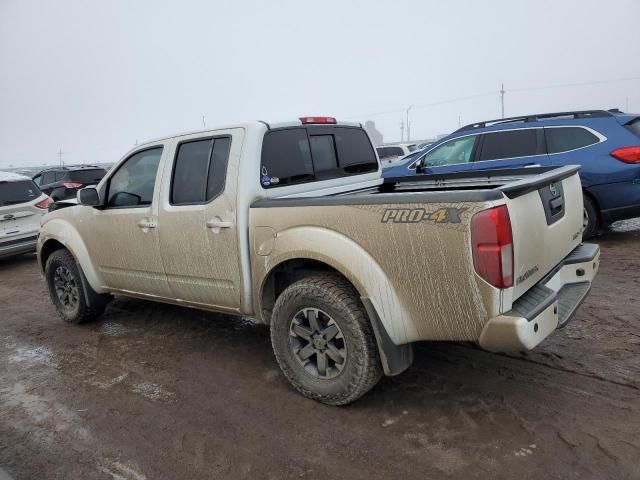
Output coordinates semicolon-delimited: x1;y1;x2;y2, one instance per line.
289;308;347;379
53;266;79;310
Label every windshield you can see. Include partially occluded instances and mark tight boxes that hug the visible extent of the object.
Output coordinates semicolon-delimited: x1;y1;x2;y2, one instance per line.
0;180;41;206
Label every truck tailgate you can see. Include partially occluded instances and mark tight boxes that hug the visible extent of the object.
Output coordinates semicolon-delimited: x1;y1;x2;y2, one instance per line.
500;166;583;302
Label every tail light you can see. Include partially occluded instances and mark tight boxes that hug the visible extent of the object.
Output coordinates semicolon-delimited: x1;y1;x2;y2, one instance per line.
62;182;83;188
35;196;54;210
299;116;337;124
471;205;514;288
610;146;640;163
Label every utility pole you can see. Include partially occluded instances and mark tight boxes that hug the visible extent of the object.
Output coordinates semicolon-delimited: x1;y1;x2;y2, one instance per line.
202;114;206;129
57;148;64;167
406;105;413;141
500;83;505;118
399;119;405;142
458;115;461;128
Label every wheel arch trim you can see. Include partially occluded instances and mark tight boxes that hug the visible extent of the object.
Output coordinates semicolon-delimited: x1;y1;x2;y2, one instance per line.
38;219;107;294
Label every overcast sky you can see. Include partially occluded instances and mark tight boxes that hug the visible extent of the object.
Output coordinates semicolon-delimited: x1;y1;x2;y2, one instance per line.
1;0;639;168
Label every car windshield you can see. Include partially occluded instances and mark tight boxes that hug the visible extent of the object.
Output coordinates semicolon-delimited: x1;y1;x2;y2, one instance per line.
0;180;40;206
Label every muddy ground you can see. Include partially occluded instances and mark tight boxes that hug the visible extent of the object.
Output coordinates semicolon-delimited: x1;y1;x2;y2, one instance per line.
1;222;639;480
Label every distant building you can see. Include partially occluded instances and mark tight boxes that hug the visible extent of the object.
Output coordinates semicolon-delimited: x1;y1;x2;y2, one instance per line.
364;120;383;146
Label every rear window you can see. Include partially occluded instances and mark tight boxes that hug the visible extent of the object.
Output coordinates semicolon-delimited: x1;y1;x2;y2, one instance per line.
261;126;377;188
479;129;540;161
69;169;107;183
41;171;56;184
376;146;404;159
545;127;600;154
625;119;640;139
407;144;417;152
0;180;40;206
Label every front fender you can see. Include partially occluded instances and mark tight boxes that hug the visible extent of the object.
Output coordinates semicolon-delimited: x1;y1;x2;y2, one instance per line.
257;226;416;346
37;217;107;294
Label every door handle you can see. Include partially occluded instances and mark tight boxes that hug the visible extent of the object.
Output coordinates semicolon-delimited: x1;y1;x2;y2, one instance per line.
206;218;233;229
137;218;157;230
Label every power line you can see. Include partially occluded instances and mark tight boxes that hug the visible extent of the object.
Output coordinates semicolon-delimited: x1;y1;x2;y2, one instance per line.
510;75;640;93
345;75;640;120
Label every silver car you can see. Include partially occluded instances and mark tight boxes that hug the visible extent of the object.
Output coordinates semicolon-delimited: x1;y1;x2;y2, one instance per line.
0;172;52;259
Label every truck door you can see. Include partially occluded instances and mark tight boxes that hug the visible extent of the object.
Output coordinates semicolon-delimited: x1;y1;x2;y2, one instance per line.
158;128;243;311
75;145;173;298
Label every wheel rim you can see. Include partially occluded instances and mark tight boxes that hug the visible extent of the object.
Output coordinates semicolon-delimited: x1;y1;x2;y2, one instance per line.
53;266;79;310
289;308;347;379
583;207;589;231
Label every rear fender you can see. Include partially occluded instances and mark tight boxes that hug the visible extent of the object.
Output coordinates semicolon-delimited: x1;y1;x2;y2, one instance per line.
257;226;413;346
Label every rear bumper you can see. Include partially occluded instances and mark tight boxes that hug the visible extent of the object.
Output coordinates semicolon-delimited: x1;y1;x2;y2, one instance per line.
479;243;599;352
0;235;38;259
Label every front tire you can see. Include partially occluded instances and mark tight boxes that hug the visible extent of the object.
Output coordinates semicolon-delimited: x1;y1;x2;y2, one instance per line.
45;249;108;323
270;275;382;405
583;194;599;240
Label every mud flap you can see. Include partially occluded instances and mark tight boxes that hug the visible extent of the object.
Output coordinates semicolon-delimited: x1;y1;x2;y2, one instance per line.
361;297;413;376
75;260;111;309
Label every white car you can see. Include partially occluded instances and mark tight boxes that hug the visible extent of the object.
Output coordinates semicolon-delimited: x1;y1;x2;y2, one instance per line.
375;143;418;164
0;172;52;259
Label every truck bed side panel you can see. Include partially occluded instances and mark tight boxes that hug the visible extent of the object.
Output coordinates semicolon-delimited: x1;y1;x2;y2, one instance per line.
250;198;500;345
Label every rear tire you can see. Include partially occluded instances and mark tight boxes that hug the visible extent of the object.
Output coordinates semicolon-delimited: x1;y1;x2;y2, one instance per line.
582;194;599;240
270;275;383;405
45;249;108;323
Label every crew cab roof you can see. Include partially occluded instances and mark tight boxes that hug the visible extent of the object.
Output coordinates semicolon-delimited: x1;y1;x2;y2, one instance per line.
133;118;363;149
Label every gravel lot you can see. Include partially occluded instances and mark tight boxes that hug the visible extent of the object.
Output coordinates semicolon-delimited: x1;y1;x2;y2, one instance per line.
1;221;639;480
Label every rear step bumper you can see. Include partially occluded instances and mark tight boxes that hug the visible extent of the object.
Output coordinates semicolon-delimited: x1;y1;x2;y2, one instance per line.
478;243;599;352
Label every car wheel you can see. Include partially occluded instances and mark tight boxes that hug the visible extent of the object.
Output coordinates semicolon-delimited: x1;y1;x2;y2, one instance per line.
45;249;108;323
582;195;599;240
270;274;383;405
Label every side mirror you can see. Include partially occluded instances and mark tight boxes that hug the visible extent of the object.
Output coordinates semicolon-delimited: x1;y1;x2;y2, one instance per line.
78;187;101;206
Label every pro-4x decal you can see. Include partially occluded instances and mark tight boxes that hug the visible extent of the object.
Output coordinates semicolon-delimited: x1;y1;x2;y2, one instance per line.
381;207;467;224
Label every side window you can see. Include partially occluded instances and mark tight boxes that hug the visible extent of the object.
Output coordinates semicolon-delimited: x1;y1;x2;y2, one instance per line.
55;171;67;181
421;135;478;167
32;175;42;186
479;129;539;161
171;136;231;205
107;147;163;207
546;127;600;154
206;137;231;201
171;139;211;204
41;172;56;184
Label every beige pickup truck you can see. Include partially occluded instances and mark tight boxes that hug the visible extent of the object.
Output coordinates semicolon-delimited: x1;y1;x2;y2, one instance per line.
37;117;599;404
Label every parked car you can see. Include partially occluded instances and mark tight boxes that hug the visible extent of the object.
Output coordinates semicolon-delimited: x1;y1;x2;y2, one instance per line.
0;172;52;259
37;116;598;405
376;143;418;164
33;165;107;201
383;109;640;239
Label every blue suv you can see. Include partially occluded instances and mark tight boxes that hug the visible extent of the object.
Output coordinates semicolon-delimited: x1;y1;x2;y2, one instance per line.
382;109;640;238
